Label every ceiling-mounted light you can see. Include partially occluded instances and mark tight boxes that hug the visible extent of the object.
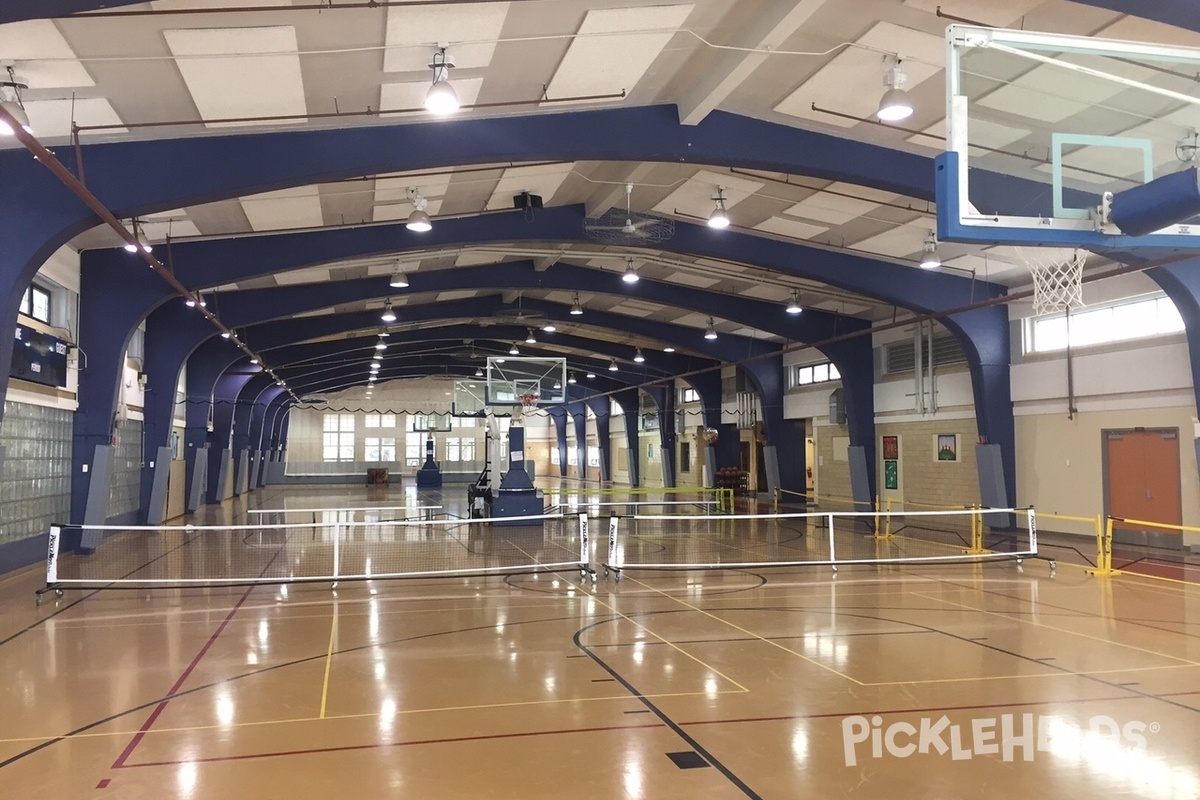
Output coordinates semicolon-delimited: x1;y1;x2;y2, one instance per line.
567;372;577;384
542;321;556;333
406;189;433;232
633;348;645;363
123;219;152;253
608;359;618;372
375;339;387;350
509;343;520;355
877;57;914;122
196;294;206;308
586;371;596;379
570;293;584;315
381;300;397;323
553;379;562;390
424;47;460;116
786;290;803;315
707;187;731;229
622;257;639;284
249;356;259;365
663;345;675;353
221;330;231;339
495;357;506;364
475;366;484;377
704;318;718;340
389;263;410;288
525;329;537;345
919;231;941;269
0;68;32;136
370;359;381;369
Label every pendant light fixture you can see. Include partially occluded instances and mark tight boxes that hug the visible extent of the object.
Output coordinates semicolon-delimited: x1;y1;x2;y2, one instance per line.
877;57;914;122
424;47;460;116
707;187;731;229
786;290;803;314
406;189;433;232
621;256;639;284
704;318;718;340
380;300;397;323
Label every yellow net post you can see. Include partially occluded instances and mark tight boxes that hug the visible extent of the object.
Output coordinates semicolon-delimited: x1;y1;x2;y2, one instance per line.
962;505;986;554
1087;515;1119;576
872;497;894;540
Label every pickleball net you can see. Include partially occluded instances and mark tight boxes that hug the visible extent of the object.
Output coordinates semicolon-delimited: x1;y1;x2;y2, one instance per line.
43;511;586;592
600;506;1036;576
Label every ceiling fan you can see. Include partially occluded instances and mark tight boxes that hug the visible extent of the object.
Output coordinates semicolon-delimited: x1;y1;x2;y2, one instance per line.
583;182;675;244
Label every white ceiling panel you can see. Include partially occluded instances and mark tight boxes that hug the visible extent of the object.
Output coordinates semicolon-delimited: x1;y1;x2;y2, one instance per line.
753;217;827;241
164;26;307;127
544;4;695;101
907;117;1030;156
380;77;483;113
274;267;333;286
775;22;942;126
23;98;126;139
672;311;711;328
783;191;881;226
739;283;787;301
241;186;324;231
652;169;763;218
437;290;478;301
976;61;1145;125
851;225;928;258
455;252;500;266
901;0;1040;26
486;163;573;210
664;272;721;289
140;219;203;241
384;3;510;73
0;20;94;89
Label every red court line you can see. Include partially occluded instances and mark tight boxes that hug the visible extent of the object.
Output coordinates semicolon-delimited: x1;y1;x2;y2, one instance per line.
110;551;284;769
118;722;665;768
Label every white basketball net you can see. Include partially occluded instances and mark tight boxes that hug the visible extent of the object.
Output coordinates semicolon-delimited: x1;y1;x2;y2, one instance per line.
1021;248;1086;317
519;393;540;421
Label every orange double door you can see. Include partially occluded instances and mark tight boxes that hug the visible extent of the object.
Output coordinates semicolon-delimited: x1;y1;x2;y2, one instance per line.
1103;428;1182;548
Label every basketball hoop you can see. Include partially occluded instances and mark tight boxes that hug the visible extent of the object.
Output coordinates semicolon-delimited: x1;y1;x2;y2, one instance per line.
1020;248;1086;317
518;392;540;422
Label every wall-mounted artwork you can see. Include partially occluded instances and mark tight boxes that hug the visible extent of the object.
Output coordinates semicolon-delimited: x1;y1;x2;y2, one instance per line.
882;435;898;460
937;434;958;462
884;459;898;490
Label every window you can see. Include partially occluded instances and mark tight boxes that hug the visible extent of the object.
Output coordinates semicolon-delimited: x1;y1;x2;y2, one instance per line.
451;416;477;429
790;361;841;388
365;413;397;429
405;433;424;467
551;447;561;465
1026;296;1184;354
322;413;355;462
364;437;396;461
679;387;699;404
680;441;691;473
445;437;461;462
587;446;600;467
20;284;52;324
460;438;476;461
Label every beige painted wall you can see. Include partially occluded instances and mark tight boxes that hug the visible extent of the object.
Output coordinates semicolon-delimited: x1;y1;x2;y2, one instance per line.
877;417;981;510
1017;406;1199;546
814;423;851;502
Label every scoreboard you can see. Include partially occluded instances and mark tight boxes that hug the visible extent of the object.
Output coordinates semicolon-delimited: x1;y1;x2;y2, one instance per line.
12;324;69;389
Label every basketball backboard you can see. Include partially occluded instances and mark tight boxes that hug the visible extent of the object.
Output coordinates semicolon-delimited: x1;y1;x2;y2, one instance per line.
485;357;568;406
937;25;1200;250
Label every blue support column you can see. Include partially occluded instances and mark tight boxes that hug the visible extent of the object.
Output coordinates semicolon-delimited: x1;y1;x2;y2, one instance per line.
548;409;569;477
569;403;588;482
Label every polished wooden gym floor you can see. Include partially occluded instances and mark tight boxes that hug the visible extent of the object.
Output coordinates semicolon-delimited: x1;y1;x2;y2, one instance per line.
2;483;1199;799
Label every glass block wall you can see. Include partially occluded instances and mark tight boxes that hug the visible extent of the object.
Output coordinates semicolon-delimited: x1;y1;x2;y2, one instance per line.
109;420;143;519
0;401;72;545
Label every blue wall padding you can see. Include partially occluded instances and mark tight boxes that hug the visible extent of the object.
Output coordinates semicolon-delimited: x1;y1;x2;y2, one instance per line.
1111;167;1200;237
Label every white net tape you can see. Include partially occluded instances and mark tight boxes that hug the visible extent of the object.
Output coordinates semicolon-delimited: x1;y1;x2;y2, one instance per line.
1021;248;1086;316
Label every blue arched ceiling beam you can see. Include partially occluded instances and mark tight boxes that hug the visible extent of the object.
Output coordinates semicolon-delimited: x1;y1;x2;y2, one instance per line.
1068;1;1200;31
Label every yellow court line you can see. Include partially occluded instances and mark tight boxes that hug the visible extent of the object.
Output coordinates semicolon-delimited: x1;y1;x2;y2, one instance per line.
318;611;338;719
505;543;749;694
865;662;1199;687
0;689;733;746
623;576;866;687
911;591;1200;667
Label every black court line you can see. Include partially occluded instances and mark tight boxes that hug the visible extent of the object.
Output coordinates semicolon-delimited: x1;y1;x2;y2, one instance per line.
666;751;710;769
573;621;764;800
0;532;200;652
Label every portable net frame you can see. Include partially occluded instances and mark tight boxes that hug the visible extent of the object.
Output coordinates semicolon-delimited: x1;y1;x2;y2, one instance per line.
1021;248;1086;316
42;511;586;594
598;507;1038;578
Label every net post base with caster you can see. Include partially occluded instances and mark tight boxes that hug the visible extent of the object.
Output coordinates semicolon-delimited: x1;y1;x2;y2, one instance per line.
35;585;64;606
602;565;622;583
578;565;598;584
